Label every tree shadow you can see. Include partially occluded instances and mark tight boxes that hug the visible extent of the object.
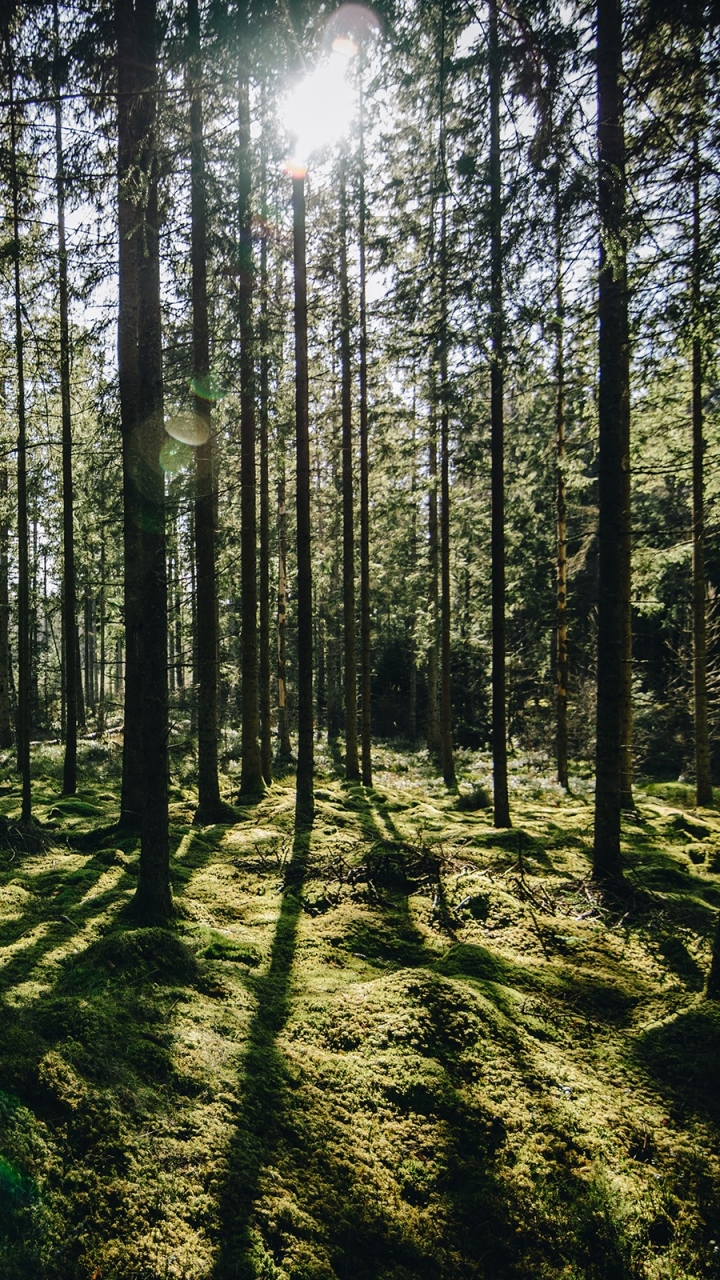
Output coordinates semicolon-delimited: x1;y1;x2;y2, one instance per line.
212;818;311;1279
632;1002;720;1127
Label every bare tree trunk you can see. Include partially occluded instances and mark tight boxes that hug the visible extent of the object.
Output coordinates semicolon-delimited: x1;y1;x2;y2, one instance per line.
116;0;144;830
489;0;510;828
53;2;78;793
427;421;440;757
292;174;314;823
339;158;360;780
691;129;712;807
0;450;11;749
259;108;272;785
188;0;223;821
8;46;31;822
592;0;629;886
438;193;456;789
238;14;262;799
276;448;292;762
553;172;569;791
128;0;171;920
358;71;372;787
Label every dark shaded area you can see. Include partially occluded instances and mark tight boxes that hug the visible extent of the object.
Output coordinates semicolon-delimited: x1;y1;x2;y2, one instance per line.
634;1004;720;1127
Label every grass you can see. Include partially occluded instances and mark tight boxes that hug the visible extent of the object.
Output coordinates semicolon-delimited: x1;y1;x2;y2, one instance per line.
0;738;719;1278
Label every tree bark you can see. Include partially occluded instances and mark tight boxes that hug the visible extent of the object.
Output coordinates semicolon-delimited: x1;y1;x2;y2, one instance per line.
276;449;292;762
553;169;569;791
438;189;456;790
54;0;78;794
259;107;272;785
691;129;712;807
0;450;11;749
8;46;31;823
427;421;440;757
128;0;171;920
489;0;510;828
358;71;372;787
339;158;360;780
292;174;314;823
238;13;262;799
592;0;629;885
116;0;145;830
188;0;223;822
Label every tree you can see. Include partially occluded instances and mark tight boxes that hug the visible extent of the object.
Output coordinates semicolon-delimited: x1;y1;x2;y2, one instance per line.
188;0;225;823
489;0;510;828
592;0;630;886
53;0;78;797
238;0;263;800
6;30;31;824
339;153;360;781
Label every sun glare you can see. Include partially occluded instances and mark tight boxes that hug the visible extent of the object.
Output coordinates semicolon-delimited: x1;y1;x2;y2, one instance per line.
283;47;357;175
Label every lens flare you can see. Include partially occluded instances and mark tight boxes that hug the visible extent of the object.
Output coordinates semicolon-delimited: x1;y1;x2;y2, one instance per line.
189;372;228;403
282;44;357;172
165;410;211;447
160;435;193;474
323;4;381;51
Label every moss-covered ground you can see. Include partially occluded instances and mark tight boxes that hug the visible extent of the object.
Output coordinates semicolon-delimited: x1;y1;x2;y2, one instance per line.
1;739;720;1279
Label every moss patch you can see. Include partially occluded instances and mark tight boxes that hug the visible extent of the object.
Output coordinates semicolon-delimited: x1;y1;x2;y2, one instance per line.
0;742;718;1278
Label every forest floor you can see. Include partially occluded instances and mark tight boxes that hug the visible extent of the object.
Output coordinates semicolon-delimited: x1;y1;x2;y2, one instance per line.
1;738;720;1280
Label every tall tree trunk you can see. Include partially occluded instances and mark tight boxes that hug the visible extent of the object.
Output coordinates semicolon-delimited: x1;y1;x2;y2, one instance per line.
292;174;314;823
691;128;712;807
259;108;272;785
339;157;360;780
358;70;372;787
189;0;223;821
553;169;569;791
54;1;78;794
276;447;292;762
438;195;456;789
427;421;440;756
8;47;31;823
130;0;171;920
98;533;106;733
592;0;629;885
238;13;262;799
116;0;144;829
0;451;12;749
489;0;510;828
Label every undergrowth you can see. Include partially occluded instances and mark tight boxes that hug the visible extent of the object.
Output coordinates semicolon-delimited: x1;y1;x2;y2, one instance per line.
0;738;719;1279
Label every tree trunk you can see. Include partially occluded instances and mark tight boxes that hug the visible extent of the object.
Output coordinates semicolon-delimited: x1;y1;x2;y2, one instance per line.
8;47;31;822
188;0;223;822
438;185;456;790
0;451;11;750
427;421;440;757
127;0;171;920
553;171;569;791
489;0;510;828
116;0;145;830
691;129;712;808
339;157;360;780
276;451;292;762
592;0;629;885
238;15;262;800
259;108;272;785
358;71;372;787
54;2;78;793
292;174;314;823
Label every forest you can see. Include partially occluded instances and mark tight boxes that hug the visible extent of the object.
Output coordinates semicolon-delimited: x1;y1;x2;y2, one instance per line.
1;0;720;1276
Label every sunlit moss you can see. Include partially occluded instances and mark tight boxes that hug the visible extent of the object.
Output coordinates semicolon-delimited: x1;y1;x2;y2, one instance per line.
0;743;719;1277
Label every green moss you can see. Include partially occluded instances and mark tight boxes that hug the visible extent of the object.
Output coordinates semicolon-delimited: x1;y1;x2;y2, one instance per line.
0;745;718;1278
